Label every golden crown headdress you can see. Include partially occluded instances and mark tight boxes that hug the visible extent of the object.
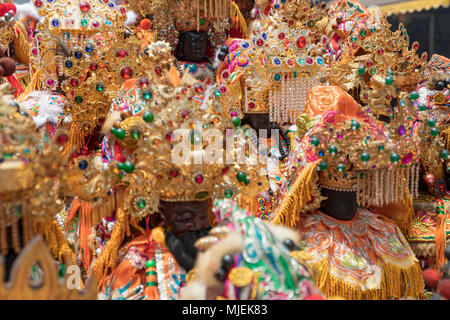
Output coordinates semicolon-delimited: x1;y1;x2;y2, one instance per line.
217;0;331;125
0;83;73;260
151;0;235;48
105;41;268;220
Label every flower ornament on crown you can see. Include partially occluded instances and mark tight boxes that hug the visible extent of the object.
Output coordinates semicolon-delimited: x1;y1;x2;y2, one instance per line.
216;0;333;125
105;41;268;220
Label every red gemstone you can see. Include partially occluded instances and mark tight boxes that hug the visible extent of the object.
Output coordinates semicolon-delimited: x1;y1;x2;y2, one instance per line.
423;53;428;61
79;1;91;12
366;60;373;67
181;110;190;119
120;7;126;14
222;167;229;175
194;174;204;184
56;134;68;145
220;86;227;93
181;88;188;94
288;20;294;26
78;34;86;40
92;21;99;28
278;33;285;40
306;57;313;64
413;43;419;50
155;67;162;75
120;67;133;79
248;102;256;109
90;63;98;71
296;36;306;48
116;49;128;58
34;0;42;7
166;132;173;141
256;39;263;47
138;77;149;88
230;112;237;117
287;59;294;66
377;48;384;55
169;170;179;177
70;79;79;87
194;84;203;93
363;94;368;99
222;72;229;79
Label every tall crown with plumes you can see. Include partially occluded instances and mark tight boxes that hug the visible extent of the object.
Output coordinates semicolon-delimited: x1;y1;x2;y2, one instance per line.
108;41;268;219
217;0;332;125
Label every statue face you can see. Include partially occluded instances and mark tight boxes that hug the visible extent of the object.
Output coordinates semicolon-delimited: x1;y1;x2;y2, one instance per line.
243;113;278;138
160;200;210;237
177;31;208;63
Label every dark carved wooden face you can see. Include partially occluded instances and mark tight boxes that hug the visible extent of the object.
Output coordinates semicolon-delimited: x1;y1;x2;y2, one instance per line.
176;31;208;63
160;199;210;236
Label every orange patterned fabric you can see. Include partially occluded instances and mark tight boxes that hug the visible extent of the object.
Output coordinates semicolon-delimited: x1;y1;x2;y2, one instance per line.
99;233;185;300
300;209;423;299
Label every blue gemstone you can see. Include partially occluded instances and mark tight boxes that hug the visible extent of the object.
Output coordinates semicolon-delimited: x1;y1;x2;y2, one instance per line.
108;3;114;7
105;20;112;25
85;45;93;53
274;58;281;65
317;57;324;65
400;100;406;107
78;160;88;170
65;60;73;68
242;42;249;49
281;0;286;2
319;150;325;157
274;4;279;8
74;51;83;59
93;197;98;202
52;19;59;27
366;136;370;139
0;158;3;163
262;33;267;40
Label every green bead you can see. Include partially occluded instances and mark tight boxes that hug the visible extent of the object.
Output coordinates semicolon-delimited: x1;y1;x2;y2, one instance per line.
440;149;449;159
96;83;104;92
360;151;370;162
120;161;135;173
213;89;221;98
15;205;22;217
351;120;360;130
199;18;206;25
244;177;250;185
142;90;152;100
318;161;328;171
190;130;202;145
369;67;377;75
145;260;156;268
195;191;209;199
329;145;338;155
350;35;357;42
232;117;241;127
427;118;437;127
236;171;246;182
114;128;126;139
80;19;88;27
387;69;395;76
74;96;83;103
143;111;154;123
430;128;439;137
224;189;233;198
310;136;320;146
110;127;117;135
137;198;146;209
378;144;385;151
357;66;366;75
385;76;394;86
307;19;315;28
3;153;13;159
274;73;281;82
390;152;400;163
131;129;140;140
410;91;419;100
370;27;376;33
360;29;367;37
337;163;346;172
418;104;427;111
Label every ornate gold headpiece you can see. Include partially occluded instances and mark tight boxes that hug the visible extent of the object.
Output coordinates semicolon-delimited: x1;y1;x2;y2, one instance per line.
217;0;331;124
107;41;268;219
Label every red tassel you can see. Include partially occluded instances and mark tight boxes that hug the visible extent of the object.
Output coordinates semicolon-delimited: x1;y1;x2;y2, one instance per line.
6;74;25;98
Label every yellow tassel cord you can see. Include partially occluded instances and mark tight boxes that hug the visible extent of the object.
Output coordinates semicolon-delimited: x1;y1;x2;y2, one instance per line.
15;68;43;103
272;161;320;228
441;126;450;151
60;125;85;159
32;219;76;264
308;256;424;300
93;207;129;289
231;2;248;38
12;22;31;66
434;199;447;271
238;194;259;217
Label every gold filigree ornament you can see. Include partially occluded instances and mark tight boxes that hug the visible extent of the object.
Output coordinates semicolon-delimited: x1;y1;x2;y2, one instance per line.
217;0;331;125
22;0;151;156
0;83;74;262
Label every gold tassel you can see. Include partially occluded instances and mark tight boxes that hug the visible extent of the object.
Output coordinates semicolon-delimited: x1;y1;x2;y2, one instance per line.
238;194;259;217
93;207;128;289
60;124;85;159
272;161;319;228
231;1;248;38
12;21;31;66
16;68;43;103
